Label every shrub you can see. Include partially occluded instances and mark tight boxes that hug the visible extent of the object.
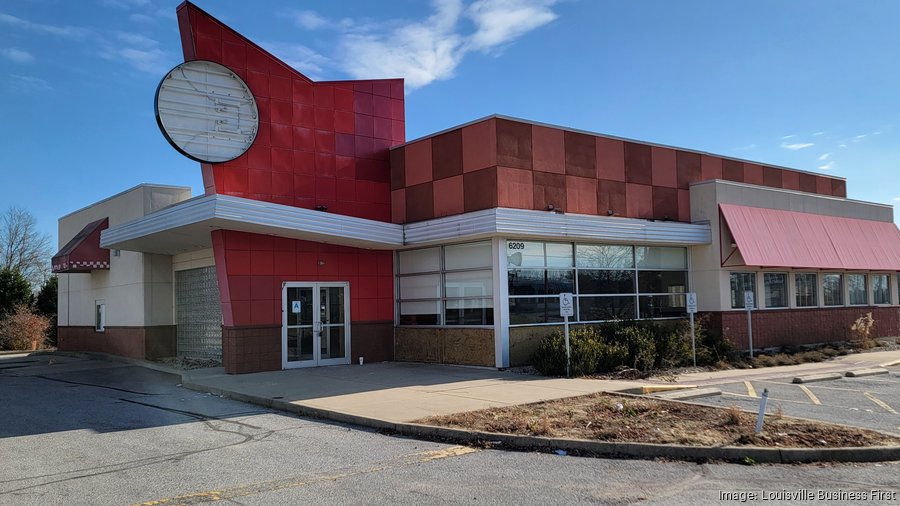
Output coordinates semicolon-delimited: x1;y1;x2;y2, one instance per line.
651;320;693;369
850;312;876;349
612;325;656;372
0;304;51;351
532;326;609;376
595;340;629;373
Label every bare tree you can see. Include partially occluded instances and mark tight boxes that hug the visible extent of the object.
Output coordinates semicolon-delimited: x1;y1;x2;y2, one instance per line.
0;206;51;288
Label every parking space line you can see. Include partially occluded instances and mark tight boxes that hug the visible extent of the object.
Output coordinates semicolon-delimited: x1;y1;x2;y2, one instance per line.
864;392;899;415
797;385;821;405
721;392;811;406
743;381;757;398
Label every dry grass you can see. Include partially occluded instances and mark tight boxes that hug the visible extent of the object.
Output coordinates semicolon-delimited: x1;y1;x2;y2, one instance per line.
417;393;900;448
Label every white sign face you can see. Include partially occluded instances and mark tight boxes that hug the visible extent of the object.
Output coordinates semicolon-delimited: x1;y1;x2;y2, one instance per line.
559;292;575;317
744;290;755;310
155;60;259;163
291;301;302;314
686;292;698;314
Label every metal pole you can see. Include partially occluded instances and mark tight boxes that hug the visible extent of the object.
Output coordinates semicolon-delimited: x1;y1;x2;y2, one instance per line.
755;388;769;434
747;307;754;359
564;315;571;378
689;311;696;367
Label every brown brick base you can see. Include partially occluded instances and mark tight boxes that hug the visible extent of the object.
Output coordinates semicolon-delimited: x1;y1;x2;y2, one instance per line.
222;321;395;374
222;325;281;374
58;325;176;360
706;306;900;350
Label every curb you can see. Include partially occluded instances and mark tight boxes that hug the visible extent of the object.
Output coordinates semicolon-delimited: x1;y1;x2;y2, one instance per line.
0;350;39;356
880;359;900;368
42;351;185;380
792;373;843;384
180;380;900;464
845;368;889;378
652;387;721;400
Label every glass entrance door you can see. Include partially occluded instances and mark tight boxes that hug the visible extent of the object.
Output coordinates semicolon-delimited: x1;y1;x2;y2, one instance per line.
282;282;350;368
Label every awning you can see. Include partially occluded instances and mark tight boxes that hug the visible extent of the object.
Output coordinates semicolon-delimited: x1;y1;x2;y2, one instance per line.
52;218;110;273
720;203;900;270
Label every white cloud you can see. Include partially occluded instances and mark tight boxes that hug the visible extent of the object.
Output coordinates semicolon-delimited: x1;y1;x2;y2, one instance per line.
818;161;835;171
817;152;831;161
260;42;330;79
99;33;171;74
780;134;795;140
290;0;560;90
99;0;151;9
894;196;900;202
129;13;155;24
780;142;814;150
291;10;330;30
0;12;90;38
0;47;34;63
812;131;825;136
838;143;848;148
465;0;558;52
7;74;52;92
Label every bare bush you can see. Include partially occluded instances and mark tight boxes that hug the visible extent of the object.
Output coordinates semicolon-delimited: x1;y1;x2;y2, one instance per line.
0;304;51;351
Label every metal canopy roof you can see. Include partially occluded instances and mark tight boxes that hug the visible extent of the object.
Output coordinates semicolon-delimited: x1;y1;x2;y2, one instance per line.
720;203;900;270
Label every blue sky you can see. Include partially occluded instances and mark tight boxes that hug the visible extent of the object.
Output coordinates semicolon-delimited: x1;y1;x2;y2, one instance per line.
2;0;900;250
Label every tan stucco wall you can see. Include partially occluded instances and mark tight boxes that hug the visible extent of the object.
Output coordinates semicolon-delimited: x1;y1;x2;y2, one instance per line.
57;185;192;328
689;180;897;312
173;248;215;272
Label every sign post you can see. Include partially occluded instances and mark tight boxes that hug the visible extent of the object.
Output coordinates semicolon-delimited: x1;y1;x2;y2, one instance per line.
559;292;574;378
744;290;755;359
686;292;698;367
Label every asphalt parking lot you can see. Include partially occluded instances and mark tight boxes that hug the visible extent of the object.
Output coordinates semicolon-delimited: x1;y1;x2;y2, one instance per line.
689;365;900;435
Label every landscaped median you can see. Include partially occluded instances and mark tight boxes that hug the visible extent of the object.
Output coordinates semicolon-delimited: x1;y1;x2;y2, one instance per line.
412;392;900;464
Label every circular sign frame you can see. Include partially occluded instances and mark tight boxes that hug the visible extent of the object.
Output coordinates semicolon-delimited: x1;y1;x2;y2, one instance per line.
154;59;259;164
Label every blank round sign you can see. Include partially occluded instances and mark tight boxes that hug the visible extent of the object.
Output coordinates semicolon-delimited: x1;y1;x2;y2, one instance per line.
154;60;259;163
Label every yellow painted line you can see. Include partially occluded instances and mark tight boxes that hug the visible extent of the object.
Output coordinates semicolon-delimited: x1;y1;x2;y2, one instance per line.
797;385;821;405
134;445;479;506
743;381;757;398
641;385;697;394
864;392;899;415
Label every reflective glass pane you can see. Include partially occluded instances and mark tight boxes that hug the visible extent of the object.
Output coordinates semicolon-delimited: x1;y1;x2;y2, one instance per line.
445;298;494;325
848;274;867;305
823;274;843;306
576;244;634;269
578;296;636;321
764;273;788;308
320;286;344;325
873;274;890;305
286;327;314;362
508;269;545;295
638;271;687;294
506;241;545;267
795;273;817;307
398;247;440;274
545;243;574;267
508;297;564;324
320;326;345;360
639;294;686;319
444;241;492;270
730;272;756;309
635;247;687;269
546;269;575;293
398;300;440;325
286;287;313;326
577;270;635;294
445;270;492;298
399;274;441;299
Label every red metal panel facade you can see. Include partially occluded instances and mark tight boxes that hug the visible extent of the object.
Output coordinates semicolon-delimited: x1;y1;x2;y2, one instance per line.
720;203;900;270
176;3;402;372
389;117;848;224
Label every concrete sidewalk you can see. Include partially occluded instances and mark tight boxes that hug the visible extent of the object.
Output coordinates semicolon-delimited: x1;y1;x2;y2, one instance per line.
182;362;636;423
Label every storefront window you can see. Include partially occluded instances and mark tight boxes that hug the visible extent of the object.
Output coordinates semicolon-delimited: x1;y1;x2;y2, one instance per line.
764;273;788;308
729;272;756;309
848;274;867;305
823;273;843;306
872;274;890;305
397;241;493;326
508;241;687;324
795;273;817;307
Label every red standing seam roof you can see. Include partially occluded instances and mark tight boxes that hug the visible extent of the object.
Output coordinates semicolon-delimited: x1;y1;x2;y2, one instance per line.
719;204;900;271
